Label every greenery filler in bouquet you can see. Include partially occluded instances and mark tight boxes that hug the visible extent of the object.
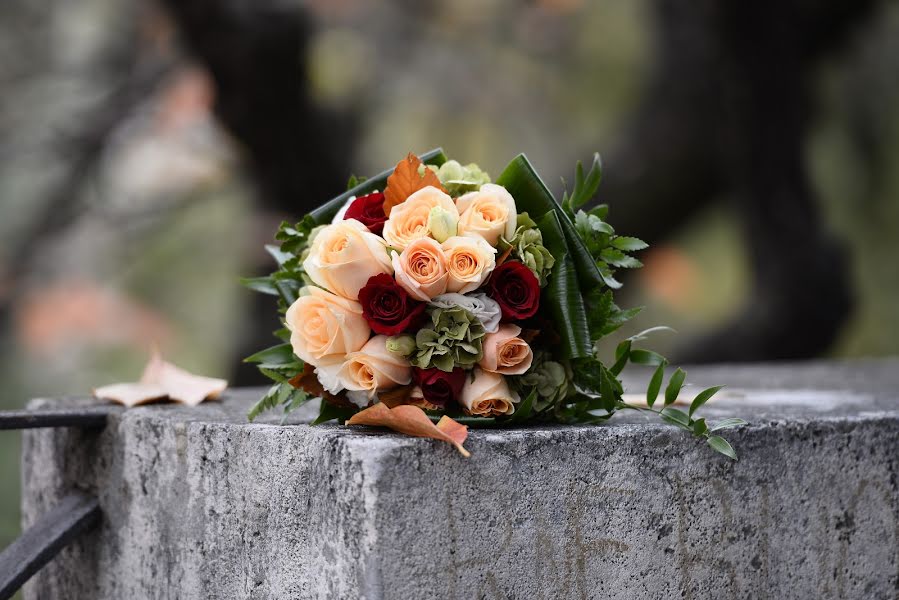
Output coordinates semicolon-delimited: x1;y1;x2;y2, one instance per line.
243;149;746;458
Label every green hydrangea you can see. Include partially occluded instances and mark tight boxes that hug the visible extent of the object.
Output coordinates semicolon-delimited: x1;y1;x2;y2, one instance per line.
426;160;491;197
517;350;572;411
499;213;555;286
411;306;486;372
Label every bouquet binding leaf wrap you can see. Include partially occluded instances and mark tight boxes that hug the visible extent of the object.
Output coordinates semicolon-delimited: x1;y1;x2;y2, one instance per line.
244;149;745;458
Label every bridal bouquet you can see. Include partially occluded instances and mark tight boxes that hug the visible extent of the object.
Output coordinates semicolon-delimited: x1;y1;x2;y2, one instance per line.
244;149;744;458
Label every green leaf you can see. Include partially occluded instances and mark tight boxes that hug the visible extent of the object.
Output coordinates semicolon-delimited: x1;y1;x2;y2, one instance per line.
612;236;648;252
664;368;686;406
243;343;298;365
280;389;312;424
628;326;676;342
692;418;708;436
710;418;748;432
599;363;619;411
265;244;294;267
311;401;357;425
589;204;609;219
537;211;592;359
659;407;692;430
507;388;537;424
707;435;737;460
689;385;725;417
629;349;666;366
610;341;631;376
600;304;643;336
646;360;667;408
247;382;292;421
600;248;642;269
309;148;447;225
567;153;603;213
240;276;279;296
496;154;605;291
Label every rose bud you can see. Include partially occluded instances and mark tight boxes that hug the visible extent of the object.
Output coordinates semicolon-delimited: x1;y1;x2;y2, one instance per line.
412;367;467;409
479;324;534;375
343;191;388;235
386;334;416;357
486;261;540;322
358;274;427;336
427;206;458;243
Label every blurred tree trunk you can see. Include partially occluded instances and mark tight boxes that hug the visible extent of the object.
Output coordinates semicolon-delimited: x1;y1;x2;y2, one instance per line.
159;0;355;383
598;0;879;362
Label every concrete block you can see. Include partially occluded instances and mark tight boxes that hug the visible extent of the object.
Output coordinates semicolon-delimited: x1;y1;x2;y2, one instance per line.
21;359;899;599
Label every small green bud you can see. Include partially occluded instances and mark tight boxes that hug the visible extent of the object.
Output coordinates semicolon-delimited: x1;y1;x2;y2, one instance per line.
428;206;458;243
386;335;416;357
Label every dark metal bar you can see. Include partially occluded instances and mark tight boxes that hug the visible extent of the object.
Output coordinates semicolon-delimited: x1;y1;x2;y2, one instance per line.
0;492;101;599
0;408;110;430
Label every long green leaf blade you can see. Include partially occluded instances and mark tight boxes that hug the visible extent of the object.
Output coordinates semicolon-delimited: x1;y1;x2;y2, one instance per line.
664;368;686;406
689;385;725;417
497;154;605;291
537;211;592;359
646;360;667;408
707;435;737;460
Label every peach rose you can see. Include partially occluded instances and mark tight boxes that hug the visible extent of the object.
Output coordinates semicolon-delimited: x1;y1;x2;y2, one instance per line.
460;368;519;417
455;183;517;246
479;324;533;375
338;335;412;398
303;219;393;300
284;286;370;366
441;235;497;294
382;186;458;250
391;237;449;301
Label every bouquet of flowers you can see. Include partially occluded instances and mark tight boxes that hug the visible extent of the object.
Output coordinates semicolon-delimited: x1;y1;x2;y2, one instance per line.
244;149;744;458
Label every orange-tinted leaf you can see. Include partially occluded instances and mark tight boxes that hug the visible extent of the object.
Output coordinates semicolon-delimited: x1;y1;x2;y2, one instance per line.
347;403;470;457
383;153;446;216
495;245;513;266
378;385;414;408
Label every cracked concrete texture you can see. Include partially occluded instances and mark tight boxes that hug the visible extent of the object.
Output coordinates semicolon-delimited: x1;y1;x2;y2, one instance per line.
21;359;899;599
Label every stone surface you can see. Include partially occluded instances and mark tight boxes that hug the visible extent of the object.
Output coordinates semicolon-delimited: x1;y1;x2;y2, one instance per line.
20;359;899;599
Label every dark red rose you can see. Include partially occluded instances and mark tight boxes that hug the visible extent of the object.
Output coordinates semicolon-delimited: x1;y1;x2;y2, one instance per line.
413;367;466;408
487;261;540;322
358;274;427;335
344;192;387;234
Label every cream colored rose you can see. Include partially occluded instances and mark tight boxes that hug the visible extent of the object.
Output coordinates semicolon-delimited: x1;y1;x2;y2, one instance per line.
303;219;393;300
391;237;449;301
460;368;519;417
382;186;458;250
479;324;533;375
285;286;370;366
455;183;517;246
338;335;411;398
441;235;497;294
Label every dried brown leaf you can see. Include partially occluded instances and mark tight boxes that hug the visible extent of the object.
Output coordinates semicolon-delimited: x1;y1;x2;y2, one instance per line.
347;403;470;457
383;153;446;216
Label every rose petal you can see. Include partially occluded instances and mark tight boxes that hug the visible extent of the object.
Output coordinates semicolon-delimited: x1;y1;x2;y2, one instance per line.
346;403;470;457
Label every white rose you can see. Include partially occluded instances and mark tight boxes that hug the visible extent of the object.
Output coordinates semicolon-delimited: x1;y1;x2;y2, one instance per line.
303;219;393;300
455;183;517;246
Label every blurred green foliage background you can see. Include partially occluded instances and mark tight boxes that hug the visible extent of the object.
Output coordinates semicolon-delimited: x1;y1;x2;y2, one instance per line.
0;0;897;548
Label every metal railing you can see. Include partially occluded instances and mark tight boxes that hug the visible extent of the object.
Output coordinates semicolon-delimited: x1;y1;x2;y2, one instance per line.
0;408;110;599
